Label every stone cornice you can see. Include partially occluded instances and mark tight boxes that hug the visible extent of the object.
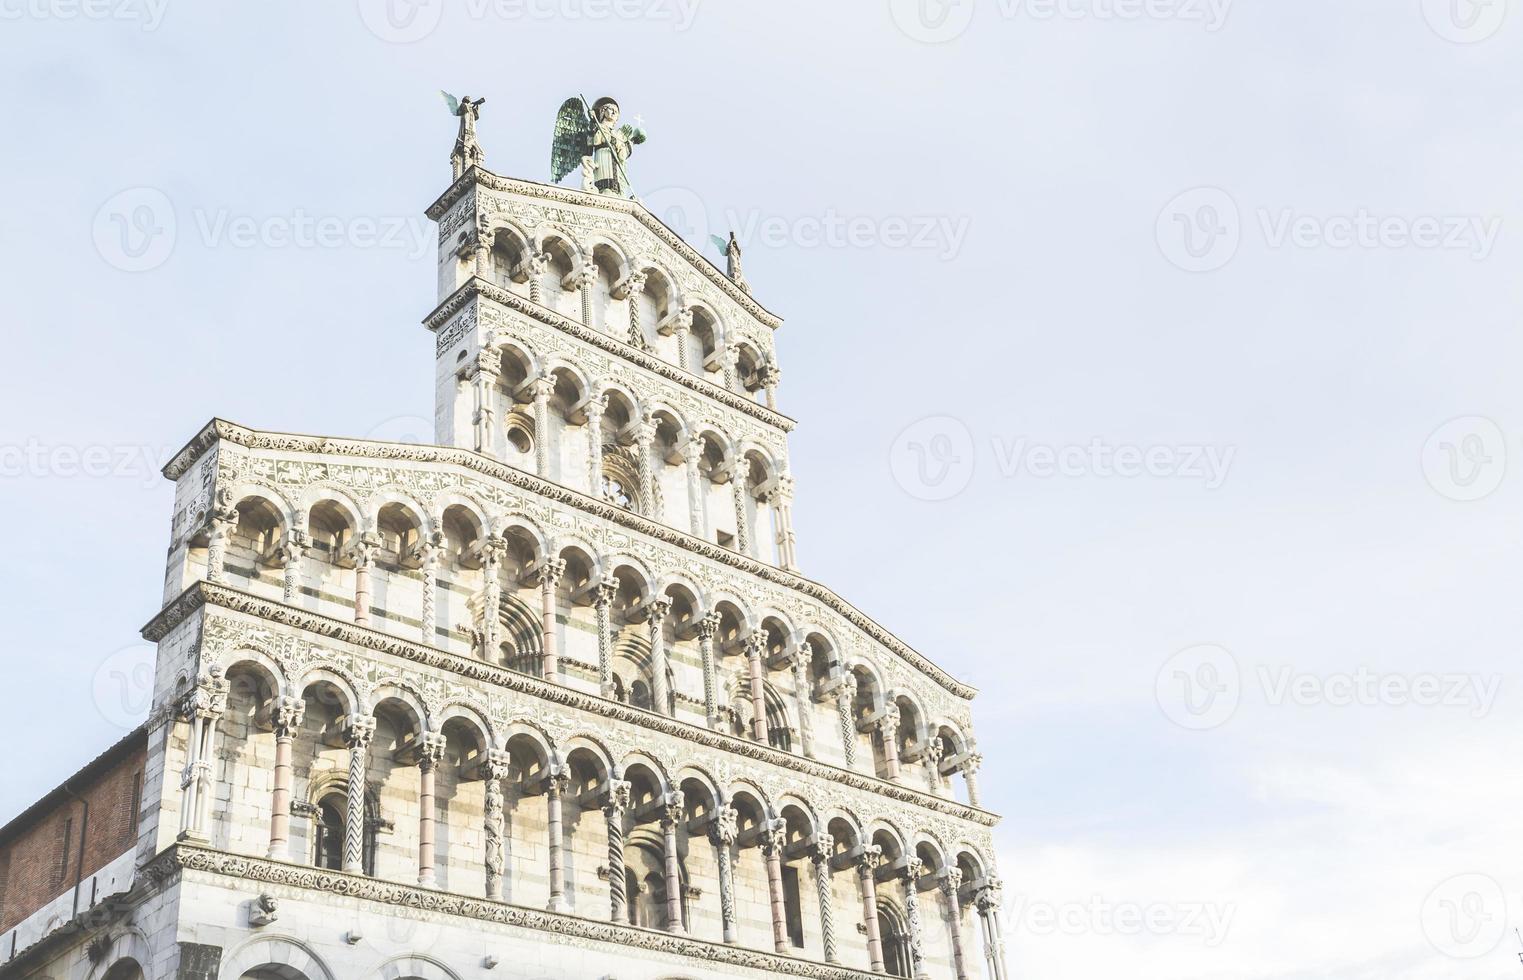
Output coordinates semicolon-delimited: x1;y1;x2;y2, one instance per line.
424;277;796;433
160;420;979;702
424;166;782;330
141;581;997;828
146;844;875;980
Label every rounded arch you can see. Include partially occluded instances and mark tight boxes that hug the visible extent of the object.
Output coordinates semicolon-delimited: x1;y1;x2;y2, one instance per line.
294;668;361;721
220;935;334;980
372;953;464;980
371;683;429;736
434;701;495;752
86;928;152;980
218;651;287;704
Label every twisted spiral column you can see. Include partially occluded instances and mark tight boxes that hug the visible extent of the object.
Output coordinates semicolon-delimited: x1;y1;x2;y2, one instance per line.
604;779;631;923
812;833;838;963
343;715;375;874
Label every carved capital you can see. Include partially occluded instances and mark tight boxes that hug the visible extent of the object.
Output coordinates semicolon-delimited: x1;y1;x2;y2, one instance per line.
344;715;376;750
269;696;305;739
975;878;1003;913
539;557;567;591
759;817;787;857
593;575;618;609
482;748;513;783
709;803;739;846
604;778;632;816
695;611;722;641
811;832;835;863
856;844;884;878
416;732;447;772
903;856;924;882
646;596;672;626
941;868;964;896
661;789;685;828
530;374;557;402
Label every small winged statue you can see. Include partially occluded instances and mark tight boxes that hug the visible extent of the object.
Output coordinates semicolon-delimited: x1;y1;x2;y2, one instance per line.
551;96;647;198
709;231;750;293
442;91;486;179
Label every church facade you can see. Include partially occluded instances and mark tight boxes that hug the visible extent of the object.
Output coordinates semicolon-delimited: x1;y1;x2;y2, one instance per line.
0;106;1007;980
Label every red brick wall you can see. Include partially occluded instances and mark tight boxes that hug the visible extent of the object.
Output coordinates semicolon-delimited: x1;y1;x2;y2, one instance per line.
0;743;146;933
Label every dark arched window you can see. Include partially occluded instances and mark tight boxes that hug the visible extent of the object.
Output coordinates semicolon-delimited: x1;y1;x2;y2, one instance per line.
879;903;913;978
312;788;374;875
314;793;345;871
764;685;792;752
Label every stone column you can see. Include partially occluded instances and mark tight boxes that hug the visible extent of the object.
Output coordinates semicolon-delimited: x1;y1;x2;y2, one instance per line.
347;533;379;628
526;252;548;306
530;375;556;479
622;272;648;349
266;696;304;860
761;819;790;954
789;645;816;758
277;533;306;604
546;766;570;912
646;598;672;716
761;362;780;411
923;738;946;795
721;346;741;392
660;791;686;933
577;266;597;327
710;804;739;944
665;307;694;372
682;438;706;537
696;612;721;730
975;879;1008;980
416;732;446;887
634;415;659;518
604;779;632;923
343;715;375;874
483;750;510;899
903;858;929;979
879;704;902;781
811;833;839;963
419;538;443;644
744;633;768;743
176;671;227;842
941;869;969;980
857;846;886;973
835;675;858;769
594;576;617;698
476;535;504;659
729;464;752;556
585;391;608;498
205;506;237;585
773;475;798;570
962;753;983;808
472;348;502;456
539;557;566;680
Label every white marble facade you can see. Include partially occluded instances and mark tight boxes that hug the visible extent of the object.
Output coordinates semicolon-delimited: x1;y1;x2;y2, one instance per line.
8;162;1007;980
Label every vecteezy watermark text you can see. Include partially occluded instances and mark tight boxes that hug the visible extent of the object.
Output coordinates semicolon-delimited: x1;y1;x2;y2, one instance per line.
357;0;700;43
0;439;174;487
0;0;168;30
1157;644;1503;730
92;188;435;272
1157;188;1503;273
889;0;1232;44
1007;895;1237;947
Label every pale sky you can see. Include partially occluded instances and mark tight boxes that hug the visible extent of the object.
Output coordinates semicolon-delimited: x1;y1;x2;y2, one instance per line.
3;1;1521;977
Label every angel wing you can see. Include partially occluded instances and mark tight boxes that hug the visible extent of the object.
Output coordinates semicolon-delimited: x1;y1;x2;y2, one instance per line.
710;234;729;255
550;97;594;184
440;90;461;116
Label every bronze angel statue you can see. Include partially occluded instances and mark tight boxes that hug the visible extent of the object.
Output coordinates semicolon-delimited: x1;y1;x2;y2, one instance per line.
551;96;647;198
441;90;486;179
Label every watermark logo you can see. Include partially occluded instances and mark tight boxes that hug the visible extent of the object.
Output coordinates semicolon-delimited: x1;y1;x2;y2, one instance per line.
1157;187;1241;273
1421;873;1506;958
1156;644;1241;730
890;416;977;501
0;439;175;488
1158;647;1502;731
1421;0;1507;43
994;437;1234;488
1159;187;1503;272
91;643;156;731
93;187;176;272
1421;416;1506;502
889;0;977;42
356;0;444;41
